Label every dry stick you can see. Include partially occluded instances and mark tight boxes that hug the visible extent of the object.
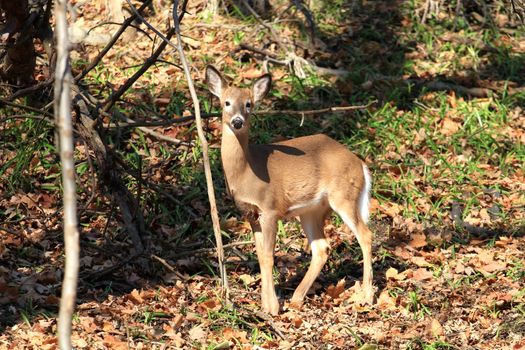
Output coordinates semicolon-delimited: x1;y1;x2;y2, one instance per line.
102;102;373;129
102;27;176;113
75;0;152;82
0;98;54;117
258;101;377;116
116;113;191;145
7;78;55;101
124;0;179;51
150;254;187;280
55;0;79;349
173;0;229;296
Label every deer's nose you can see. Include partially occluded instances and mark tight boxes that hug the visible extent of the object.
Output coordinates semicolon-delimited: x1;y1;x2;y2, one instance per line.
231;116;244;129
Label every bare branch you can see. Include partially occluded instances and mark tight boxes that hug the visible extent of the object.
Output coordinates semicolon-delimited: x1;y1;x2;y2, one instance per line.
172;0;229;295
54;0;79;349
75;0;152;81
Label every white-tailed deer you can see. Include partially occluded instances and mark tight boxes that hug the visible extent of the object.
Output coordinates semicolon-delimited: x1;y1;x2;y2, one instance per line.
205;66;374;315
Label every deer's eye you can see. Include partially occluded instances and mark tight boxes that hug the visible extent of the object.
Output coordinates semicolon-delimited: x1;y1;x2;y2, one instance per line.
246;101;251;109
225;101;231;107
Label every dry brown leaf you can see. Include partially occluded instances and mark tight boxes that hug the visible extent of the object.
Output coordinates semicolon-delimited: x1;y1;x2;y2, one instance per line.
479;260;507;274
189;325;207;342
129;289;143;304
409;233;427;248
440;117;461;136
377;290;396;309
411;256;431;267
412;268;434;281
326;278;346;299
238;274;256;286
103;335;127;350
427;318;444;337
386;267;407;281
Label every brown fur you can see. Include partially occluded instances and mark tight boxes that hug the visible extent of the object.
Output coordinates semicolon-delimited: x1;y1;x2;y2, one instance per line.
206;66;374;315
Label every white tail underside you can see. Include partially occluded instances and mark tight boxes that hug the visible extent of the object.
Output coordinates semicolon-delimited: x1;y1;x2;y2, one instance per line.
359;163;372;224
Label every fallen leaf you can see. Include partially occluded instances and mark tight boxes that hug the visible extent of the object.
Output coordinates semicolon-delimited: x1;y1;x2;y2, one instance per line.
427;318;444;337
377;290;396;309
412;268;434;281
386;267;400;280
409;233;427;248
440;117;461;136
238;274;256;286
479;260;507;274
411;256;431;267
128;289;143;304
326;278;346;299
189;325;207;342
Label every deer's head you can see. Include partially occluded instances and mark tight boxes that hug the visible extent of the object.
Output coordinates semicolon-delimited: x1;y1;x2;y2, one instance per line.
206;65;271;133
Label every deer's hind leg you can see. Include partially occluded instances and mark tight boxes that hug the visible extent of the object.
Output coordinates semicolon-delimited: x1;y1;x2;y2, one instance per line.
329;193;374;304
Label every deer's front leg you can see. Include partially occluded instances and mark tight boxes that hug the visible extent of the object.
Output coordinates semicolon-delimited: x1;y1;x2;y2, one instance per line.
250;213;279;315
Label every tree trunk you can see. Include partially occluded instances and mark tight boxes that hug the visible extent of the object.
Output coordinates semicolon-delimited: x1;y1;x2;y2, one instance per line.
0;0;36;85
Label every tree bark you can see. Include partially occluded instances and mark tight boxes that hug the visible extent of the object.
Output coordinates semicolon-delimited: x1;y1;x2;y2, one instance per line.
0;0;36;85
54;0;79;349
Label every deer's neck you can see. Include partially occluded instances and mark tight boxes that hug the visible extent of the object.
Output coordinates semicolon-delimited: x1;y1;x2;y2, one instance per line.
221;125;250;183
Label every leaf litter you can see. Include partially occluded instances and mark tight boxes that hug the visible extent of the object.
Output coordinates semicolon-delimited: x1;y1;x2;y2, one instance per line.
1;0;525;349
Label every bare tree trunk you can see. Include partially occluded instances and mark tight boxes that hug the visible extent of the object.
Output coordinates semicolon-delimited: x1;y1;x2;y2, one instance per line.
207;0;220;15
0;0;36;85
54;0;79;349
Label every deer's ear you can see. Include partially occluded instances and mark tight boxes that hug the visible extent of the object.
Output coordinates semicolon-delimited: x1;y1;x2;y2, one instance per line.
252;74;271;105
206;65;225;99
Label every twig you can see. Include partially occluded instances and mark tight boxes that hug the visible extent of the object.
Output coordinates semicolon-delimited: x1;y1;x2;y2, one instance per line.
239;0;286;52
86;21;153;41
124;0;181;52
101;102;374;129
257;101;377;116
291;0;317;46
75;0;152;81
0;114;49;123
102;27;176;113
238;43;350;76
114;110;192;146
81;252;142;281
0;226;20;235
77;140;98;216
55;1;79;349
103;112;220;128
173;0;229;297
173;240;255;258
254;311;286;339
0;98;54;117
362;75;493;98
151;254;188;280
7;78;54;101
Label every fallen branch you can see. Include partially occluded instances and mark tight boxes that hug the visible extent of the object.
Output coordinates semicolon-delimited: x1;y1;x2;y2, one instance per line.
238;43;350;77
113;110;192;146
0;98;54;117
151;254;188;280
7;78;55;101
173;240;255;258
257;101;377;116
81;251;142;281
102;102;374;129
173;0;229;296
362;75;493;98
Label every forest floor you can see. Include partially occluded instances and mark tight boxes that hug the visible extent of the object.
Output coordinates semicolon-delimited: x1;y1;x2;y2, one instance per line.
1;0;525;349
